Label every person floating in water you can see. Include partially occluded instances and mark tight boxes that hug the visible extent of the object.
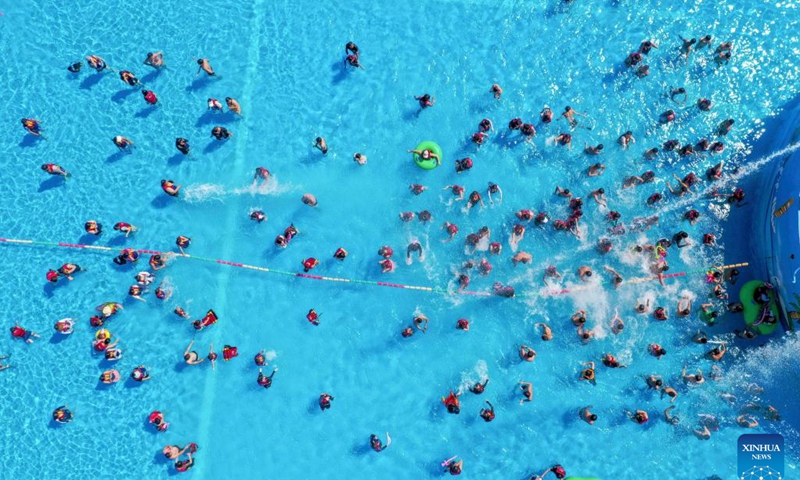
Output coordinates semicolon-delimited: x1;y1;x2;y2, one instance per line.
415;93;435;109
370;432;391;452
144;51;164;68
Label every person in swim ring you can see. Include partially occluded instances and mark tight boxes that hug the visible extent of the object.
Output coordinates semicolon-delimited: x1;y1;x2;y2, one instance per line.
52;406;73;424
84;220;102;235
211;126;232;140
319;393;334;411
442;390;461;414
46;269;60;283
407;148;440;166
58;263;81;280
100;369;121;384
414;93;435;109
105;347;122;361
131;365;151;382
112;135;134;152
149;411;169;432
86;55;107;71
54;318;74;335
257;367;278;388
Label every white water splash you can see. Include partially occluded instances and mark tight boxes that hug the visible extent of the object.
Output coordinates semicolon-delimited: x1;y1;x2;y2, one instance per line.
182;183;227;203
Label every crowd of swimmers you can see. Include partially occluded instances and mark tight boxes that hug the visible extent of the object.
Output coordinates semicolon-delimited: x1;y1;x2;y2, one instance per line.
7;32;781;478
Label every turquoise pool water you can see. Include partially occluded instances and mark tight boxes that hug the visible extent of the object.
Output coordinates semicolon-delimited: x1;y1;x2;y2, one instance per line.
1;0;799;478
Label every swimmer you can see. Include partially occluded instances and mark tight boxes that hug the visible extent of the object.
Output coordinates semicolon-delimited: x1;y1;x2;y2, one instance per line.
84;220;102;235
512;251;532;265
577;266;592;282
553;133;572;149
67;61;82;73
707;342;726;361
162;444;191;460
257;367;279;388
409;184;426;196
142;89;158;105
635;64;650;78
479;400;495;422
518;381;533;404
591;188;607;207
714;51;732;65
659;109;676;124
195;58;215;76
646;375;663;390
577;324;594;343
207;98;224;111
694;425;712;440
130;365;151;382
717;119;734;136
353;152;367;165
407;148;440;166
510;224;525;248
679;36;697;59
112;136;134;151
41;164;70;178
161;179;181;197
466;191;484;210
333;247;348;261
521;123;536;140
519;345;536;362
441;222;459;242
588;163;605;177
143;51;164;68
487;182;503;203
319;393;334;411
442;390;461;414
737;414;759;428
540;106;553;123
535;323;553;341
469;378;489;394
601;353;626;368
562;107;586;130
472;131;488;146
302;193;318;207
183;340;205;365
85;55;107;71
57;263;82;281
764;405;781;421
682;365;705;385
610;311;624;334
672;231;691;248
175;137;190;155
554;186;572;199
456;318;470;331
370;433;391;452
697;98;712;111
443;185;465;201
628;409;649;424
670;87;688;105
379;258;395;273
571;309;587;326
664;406;680;425
579;406;597;425
302;257;319;272
119;70;139;86
625;51;642;67
211;126;232;140
149;253;171;270
508;118;523;130
579;362;596;384
413;315;428;334
344;54;364;69
490;84;503;99
543;265;562;284
603;266;623;288
618;131;635;149
414;93;435;108
648;343;667;360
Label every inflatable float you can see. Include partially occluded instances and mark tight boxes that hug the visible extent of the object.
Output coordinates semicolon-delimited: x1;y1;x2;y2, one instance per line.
412;140;442;170
739;280;780;335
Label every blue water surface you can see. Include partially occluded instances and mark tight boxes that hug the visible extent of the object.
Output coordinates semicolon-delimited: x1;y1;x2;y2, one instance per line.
0;0;799;479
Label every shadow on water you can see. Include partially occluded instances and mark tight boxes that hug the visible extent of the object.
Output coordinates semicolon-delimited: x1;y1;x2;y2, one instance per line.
135;106;158;118
38;176;66;192
107;235;127;247
331;60;348;84
151;195;173;209
350;440;372;456
49;333;69;345
140;69;162;84
18;134;44;148
402;109;421;122
185;76;211;92
78;233;101;245
80;73;104;90
203;140;225;154
106;150;130;163
111;88;137;104
167;154;185;166
195;110;234;127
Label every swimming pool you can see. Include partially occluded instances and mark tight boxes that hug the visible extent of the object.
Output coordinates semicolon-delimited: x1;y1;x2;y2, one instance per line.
1;0;799;478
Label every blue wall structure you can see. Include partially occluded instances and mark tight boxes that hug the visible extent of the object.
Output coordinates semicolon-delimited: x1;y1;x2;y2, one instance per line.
751;96;800;332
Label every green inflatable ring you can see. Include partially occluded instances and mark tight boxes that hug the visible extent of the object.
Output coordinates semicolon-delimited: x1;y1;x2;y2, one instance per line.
739;280;780;335
412;141;442;170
